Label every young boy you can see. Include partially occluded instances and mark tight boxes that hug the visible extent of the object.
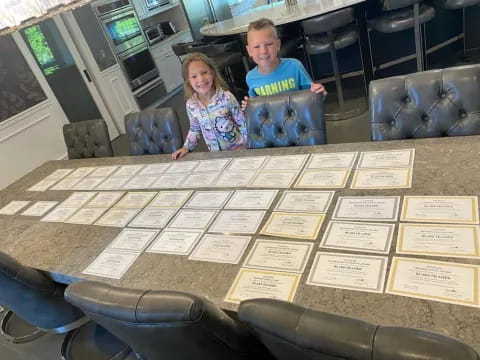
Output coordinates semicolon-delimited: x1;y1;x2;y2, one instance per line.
242;18;326;109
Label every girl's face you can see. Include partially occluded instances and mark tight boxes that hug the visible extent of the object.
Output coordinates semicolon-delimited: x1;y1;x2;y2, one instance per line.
188;60;214;97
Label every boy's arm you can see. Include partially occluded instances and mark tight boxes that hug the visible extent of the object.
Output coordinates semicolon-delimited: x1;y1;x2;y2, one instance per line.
296;60;328;95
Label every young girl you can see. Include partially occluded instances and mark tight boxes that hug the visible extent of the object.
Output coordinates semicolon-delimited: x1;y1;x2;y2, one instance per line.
171;53;247;160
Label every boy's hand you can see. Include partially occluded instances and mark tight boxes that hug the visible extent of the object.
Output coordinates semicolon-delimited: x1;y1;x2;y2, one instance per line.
171;147;189;160
311;83;327;97
241;96;250;111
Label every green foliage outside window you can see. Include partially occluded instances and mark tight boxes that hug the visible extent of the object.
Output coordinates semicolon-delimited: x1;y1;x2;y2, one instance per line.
23;25;58;75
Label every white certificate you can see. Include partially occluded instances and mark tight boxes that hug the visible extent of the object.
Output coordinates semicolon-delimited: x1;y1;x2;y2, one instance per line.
21;201;58;216
307;252;388;293
396;223;480;258
90;166;119;178
189;234;251;264
165;161;199;174
65;167;95;179
401;196;479;224
295;169;350;189
95;208;140;227
215;170;257;187
225;190;278;210
50;177;82;191
40;206;79;222
151;173;188;189
168;209;218;230
73;176;107;190
113;165;144;177
386;257;480;307
108;228;159;252
194;158;231;172
180;172;219;188
225;268;301;304
27;179;57;192
44;168;74;181
320;221;395;254
274;191;334;213
357;149;415;169
243;239;313;273
139;163;171;175
148;190;192;208
351;168;412;189
86;191;125;208
226;156;267;171
82;249;140;279
263;154;308;171
123;175;158;189
332;196;400;222
209;210;266;234
147;230;203;255
114;191;157;208
95;176;131;190
184;191;232;209
66;207;108;225
261;212;325;240
128;208;177;228
307;152;358;169
0;201;31;215
61;192;98;208
249;170;299;188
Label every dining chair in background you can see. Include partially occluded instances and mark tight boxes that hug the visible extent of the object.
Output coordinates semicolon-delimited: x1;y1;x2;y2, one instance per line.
63;119;114;159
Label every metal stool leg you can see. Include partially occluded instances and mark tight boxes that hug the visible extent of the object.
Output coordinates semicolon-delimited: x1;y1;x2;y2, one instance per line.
413;2;424;71
462;7;467;58
328;31;345;108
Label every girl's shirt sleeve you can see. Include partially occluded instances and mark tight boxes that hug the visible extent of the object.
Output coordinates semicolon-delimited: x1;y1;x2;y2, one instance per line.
183;103;201;151
228;92;248;142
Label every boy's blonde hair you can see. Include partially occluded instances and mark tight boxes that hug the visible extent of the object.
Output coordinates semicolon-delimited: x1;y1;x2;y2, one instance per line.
181;53;228;99
247;18;278;40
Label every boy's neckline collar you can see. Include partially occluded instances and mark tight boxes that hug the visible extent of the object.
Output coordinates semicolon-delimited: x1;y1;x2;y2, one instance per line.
256;58;283;75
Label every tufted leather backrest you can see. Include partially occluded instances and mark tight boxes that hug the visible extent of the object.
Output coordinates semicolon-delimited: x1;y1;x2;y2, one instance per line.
370;64;480;141
63;119;113;159
125;108;183;156
65;281;274;360
238;299;480;360
246;90;326;149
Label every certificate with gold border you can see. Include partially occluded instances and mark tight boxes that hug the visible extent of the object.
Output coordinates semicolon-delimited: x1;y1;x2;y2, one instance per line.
401;196;479;224
386;257;480;307
261;212;325;240
295;169;350;189
224;268;301;304
351;168;412;189
357;149;415;169
396;223;480;258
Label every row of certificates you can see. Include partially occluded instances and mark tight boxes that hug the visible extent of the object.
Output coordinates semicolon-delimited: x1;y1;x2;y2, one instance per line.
27;149;416;191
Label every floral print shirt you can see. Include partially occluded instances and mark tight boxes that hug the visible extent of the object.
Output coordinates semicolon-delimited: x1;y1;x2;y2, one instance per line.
184;89;247;152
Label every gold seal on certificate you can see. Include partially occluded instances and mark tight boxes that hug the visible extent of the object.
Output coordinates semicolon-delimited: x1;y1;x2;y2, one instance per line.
261;212;325;240
351;168;412;189
295;169;350;189
332;196;400;222
357;149;415;169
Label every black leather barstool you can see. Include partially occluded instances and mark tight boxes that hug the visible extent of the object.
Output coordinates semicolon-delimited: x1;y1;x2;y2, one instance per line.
238;298;480;360
63;119;114;159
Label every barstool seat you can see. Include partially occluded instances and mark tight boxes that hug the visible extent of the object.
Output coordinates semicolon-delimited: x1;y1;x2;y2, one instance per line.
305;25;358;54
369;4;435;33
435;0;480;8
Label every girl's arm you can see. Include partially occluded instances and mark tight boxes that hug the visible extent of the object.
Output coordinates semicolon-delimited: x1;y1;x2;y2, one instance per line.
183;106;202;151
228;93;248;142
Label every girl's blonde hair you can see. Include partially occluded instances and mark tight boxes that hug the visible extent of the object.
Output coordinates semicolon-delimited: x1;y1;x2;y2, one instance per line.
182;52;229;99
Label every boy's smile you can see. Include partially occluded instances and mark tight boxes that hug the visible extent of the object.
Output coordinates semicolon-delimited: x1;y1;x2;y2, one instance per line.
246;27;281;74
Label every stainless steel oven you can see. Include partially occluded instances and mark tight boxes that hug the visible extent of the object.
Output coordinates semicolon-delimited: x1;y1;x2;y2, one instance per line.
118;44;159;90
145;0;169;11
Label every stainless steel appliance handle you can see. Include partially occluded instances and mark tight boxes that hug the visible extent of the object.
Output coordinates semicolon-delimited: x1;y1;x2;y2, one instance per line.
134;78;164;97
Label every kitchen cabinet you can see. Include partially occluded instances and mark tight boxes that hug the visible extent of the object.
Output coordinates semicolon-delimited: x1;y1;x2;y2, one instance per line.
131;0;182;20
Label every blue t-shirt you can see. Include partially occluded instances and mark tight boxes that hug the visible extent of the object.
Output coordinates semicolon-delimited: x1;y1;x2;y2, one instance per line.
246;58;312;97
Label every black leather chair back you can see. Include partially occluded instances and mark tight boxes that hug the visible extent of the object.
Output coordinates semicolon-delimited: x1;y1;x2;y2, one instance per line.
370;64;480;141
125;108;183;155
379;0;421;11
302;8;354;35
0;251;85;332
238;299;479;360
63;119;113;159
247;90;326;149
64;281;273;360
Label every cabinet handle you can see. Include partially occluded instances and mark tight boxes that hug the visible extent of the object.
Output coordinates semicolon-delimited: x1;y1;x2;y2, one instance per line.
83;69;92;83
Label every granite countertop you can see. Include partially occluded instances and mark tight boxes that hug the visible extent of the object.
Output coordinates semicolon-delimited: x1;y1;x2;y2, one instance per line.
1;136;480;352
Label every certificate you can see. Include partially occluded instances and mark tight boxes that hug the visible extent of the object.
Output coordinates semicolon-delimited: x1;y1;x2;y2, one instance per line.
184;191;232;209
306;152;358;169
114;191;157;208
180;172;219;188
139;163;171;175
226;156;266;171
90;166;119;178
396;223;480;258
351;168;412;189
263;154;308;171
40;206;79;222
123;175;158;189
65;167;95;179
332;196;400;222
108;228;159;252
225;268;301;304
151;174;188;189
0;201;31;215
215;170;257;187
306;252;388;293
189;234;251;264
96;176;131;190
66;207;107;225
21;201;58;216
73;176;106;190
386;257;480;307
249;170;299;188
27;179;57;192
44;168;74;181
128;208;177;228
357;149;415;169
113;165;144;177
261;212;325;240
82;249;140;279
320;221;395;254
148;190;192;208
274;190;334;213
401;196;479;224
209;210;266;234
147;230;203;255
61;192;97;208
225;190;278;210
95;208;140;227
194;158;231;172
295;169;350;188
168;209;218;230
243;239;313;273
50;177;82;191
165;161;199;174
86;191;125;208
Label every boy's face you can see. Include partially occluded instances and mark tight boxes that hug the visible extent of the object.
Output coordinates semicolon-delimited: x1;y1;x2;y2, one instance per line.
246;27;281;70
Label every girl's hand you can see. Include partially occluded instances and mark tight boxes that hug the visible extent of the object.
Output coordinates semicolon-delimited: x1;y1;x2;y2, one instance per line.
171;147;189;160
241;96;250;111
311;83;327;97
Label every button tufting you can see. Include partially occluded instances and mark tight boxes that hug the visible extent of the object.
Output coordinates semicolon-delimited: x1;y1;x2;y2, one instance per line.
440;92;447;99
404;96;411;103
422;115;429;121
390;120;395;126
459;111;467;118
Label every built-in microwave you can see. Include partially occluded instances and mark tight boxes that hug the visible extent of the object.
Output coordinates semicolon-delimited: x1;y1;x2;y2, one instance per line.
145;0;169;10
118;45;159;90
